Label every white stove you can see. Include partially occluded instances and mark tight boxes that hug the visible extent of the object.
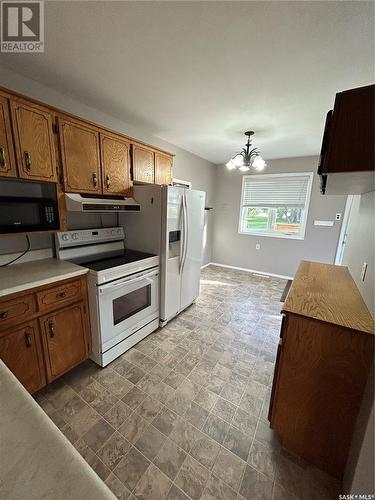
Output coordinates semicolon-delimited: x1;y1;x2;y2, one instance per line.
55;227;160;366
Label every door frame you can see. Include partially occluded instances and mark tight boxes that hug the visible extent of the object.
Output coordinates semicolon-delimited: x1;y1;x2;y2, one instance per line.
335;195;354;265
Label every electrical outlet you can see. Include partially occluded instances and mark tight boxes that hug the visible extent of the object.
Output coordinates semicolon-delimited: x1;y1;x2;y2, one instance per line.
255;243;260;250
336;213;341;221
361;262;368;281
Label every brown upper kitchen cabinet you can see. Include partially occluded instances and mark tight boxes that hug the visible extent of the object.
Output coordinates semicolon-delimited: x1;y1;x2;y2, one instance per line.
0;320;46;393
155;152;173;185
101;133;131;195
10;99;57;182
40;303;89;382
0;95;17;178
59;117;102;194
318;84;375;194
132;144;155;184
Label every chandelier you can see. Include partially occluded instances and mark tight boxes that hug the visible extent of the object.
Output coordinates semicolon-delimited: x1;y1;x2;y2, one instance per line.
226;131;266;172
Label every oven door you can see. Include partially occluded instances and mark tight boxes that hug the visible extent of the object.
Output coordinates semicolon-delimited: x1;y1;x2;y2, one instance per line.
97;267;159;351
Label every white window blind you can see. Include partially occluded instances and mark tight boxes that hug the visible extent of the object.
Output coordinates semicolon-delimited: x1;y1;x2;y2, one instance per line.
242;174;311;208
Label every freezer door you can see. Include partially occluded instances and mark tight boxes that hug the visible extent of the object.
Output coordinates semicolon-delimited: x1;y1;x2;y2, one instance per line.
180;189;206;311
160;186;184;322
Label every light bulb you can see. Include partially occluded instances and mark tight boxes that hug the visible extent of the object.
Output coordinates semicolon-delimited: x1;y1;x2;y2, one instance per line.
232;154;244;167
239;165;250;172
226;159;236;170
252;155;266;171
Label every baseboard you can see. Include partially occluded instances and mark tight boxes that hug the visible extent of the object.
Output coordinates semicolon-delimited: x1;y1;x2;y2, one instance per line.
201;262;213;269
209;261;293;280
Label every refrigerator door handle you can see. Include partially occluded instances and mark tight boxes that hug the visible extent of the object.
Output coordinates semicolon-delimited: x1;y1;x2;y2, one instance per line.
179;191;188;274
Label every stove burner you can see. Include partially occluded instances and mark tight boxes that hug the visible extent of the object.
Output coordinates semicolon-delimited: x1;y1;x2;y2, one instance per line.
80;249;156;271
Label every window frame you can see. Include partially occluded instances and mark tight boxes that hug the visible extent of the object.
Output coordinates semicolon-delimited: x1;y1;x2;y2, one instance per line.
238;172;314;240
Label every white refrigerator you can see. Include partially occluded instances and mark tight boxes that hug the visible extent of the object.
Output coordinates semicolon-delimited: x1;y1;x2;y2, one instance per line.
121;185;206;325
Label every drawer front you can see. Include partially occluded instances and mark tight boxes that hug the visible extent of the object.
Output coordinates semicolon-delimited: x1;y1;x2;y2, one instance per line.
0;294;35;329
37;279;82;312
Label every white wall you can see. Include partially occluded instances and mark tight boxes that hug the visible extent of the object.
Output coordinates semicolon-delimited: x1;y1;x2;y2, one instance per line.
341;190;374;495
212;156;347;278
0;67;216;265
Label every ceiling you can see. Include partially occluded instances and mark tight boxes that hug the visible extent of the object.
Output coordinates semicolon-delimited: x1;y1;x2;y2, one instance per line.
1;1;374;164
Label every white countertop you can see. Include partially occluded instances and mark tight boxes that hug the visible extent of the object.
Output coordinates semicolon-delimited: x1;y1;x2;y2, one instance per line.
0;360;116;500
0;258;88;298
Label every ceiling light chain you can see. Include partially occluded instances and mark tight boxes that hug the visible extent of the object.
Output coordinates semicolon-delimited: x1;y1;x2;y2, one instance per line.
226;131;267;172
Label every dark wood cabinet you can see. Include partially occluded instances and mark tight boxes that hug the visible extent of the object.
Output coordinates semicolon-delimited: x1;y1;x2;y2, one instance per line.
10;99;57;182
0;95;17;178
0;275;91;393
40;303;89;382
318;84;374;194
269;261;374;479
0;320;45;393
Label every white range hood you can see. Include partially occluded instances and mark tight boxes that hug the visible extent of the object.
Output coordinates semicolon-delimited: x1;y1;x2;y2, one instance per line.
65;193;140;213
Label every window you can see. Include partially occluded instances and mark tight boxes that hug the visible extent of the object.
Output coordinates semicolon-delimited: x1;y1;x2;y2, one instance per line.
238;172;313;239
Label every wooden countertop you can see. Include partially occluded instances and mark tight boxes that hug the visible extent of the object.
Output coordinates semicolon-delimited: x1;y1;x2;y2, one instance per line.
0;258;88;298
283;260;374;334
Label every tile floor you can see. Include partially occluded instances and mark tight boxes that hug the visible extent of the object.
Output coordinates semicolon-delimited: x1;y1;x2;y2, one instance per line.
35;265;341;500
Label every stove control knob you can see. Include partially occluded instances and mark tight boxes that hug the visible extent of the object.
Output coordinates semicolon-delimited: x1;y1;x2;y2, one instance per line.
72;233;79;241
117;229;122;235
61;234;69;241
111;229;116;236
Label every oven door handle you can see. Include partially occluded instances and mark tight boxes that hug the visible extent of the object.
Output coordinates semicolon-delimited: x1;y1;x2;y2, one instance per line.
99;270;158;293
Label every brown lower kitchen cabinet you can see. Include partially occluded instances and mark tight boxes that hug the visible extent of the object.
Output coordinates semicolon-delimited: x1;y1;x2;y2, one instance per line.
0;274;91;393
0;320;46;393
269;260;374;479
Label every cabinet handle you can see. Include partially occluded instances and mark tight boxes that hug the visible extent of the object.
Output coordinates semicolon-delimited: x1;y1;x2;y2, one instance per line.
24;151;32;171
106;175;110;189
56;291;66;299
0;310;9;320
25;332;32;348
0;147;6;168
48;320;55;338
92;172;98;187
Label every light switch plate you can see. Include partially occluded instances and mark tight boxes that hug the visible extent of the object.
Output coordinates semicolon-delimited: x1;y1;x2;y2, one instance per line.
314;220;334;227
361;262;368;281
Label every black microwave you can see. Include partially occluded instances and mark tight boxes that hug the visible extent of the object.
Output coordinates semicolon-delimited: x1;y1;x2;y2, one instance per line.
0;196;59;233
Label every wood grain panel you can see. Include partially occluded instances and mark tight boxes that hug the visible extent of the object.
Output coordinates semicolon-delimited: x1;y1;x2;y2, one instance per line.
10;99;57;182
271;313;374;478
283;260;374;334
0;320;46;393
0;95;17;178
132;144;155;184
36;279;82;312
0;294;35;330
40;303;89;382
101;133;131;195
59;117;101;193
155;152;173;185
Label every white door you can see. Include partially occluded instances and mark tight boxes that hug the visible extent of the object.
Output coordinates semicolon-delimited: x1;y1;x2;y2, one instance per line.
180;189;206;311
160;186;184;322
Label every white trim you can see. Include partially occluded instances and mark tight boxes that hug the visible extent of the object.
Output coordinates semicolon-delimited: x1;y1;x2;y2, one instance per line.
238;172;314;240
172;178;192;189
200;262;212;269
209;262;293;280
334;195;354;265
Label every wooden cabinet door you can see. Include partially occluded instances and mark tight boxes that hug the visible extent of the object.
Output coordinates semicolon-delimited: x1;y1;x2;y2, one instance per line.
0;320;45;393
40;303;89;382
155;152;173;185
10;99;57;182
59;117;101;193
101;133;131;195
0;95;17;178
132;144;155;184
